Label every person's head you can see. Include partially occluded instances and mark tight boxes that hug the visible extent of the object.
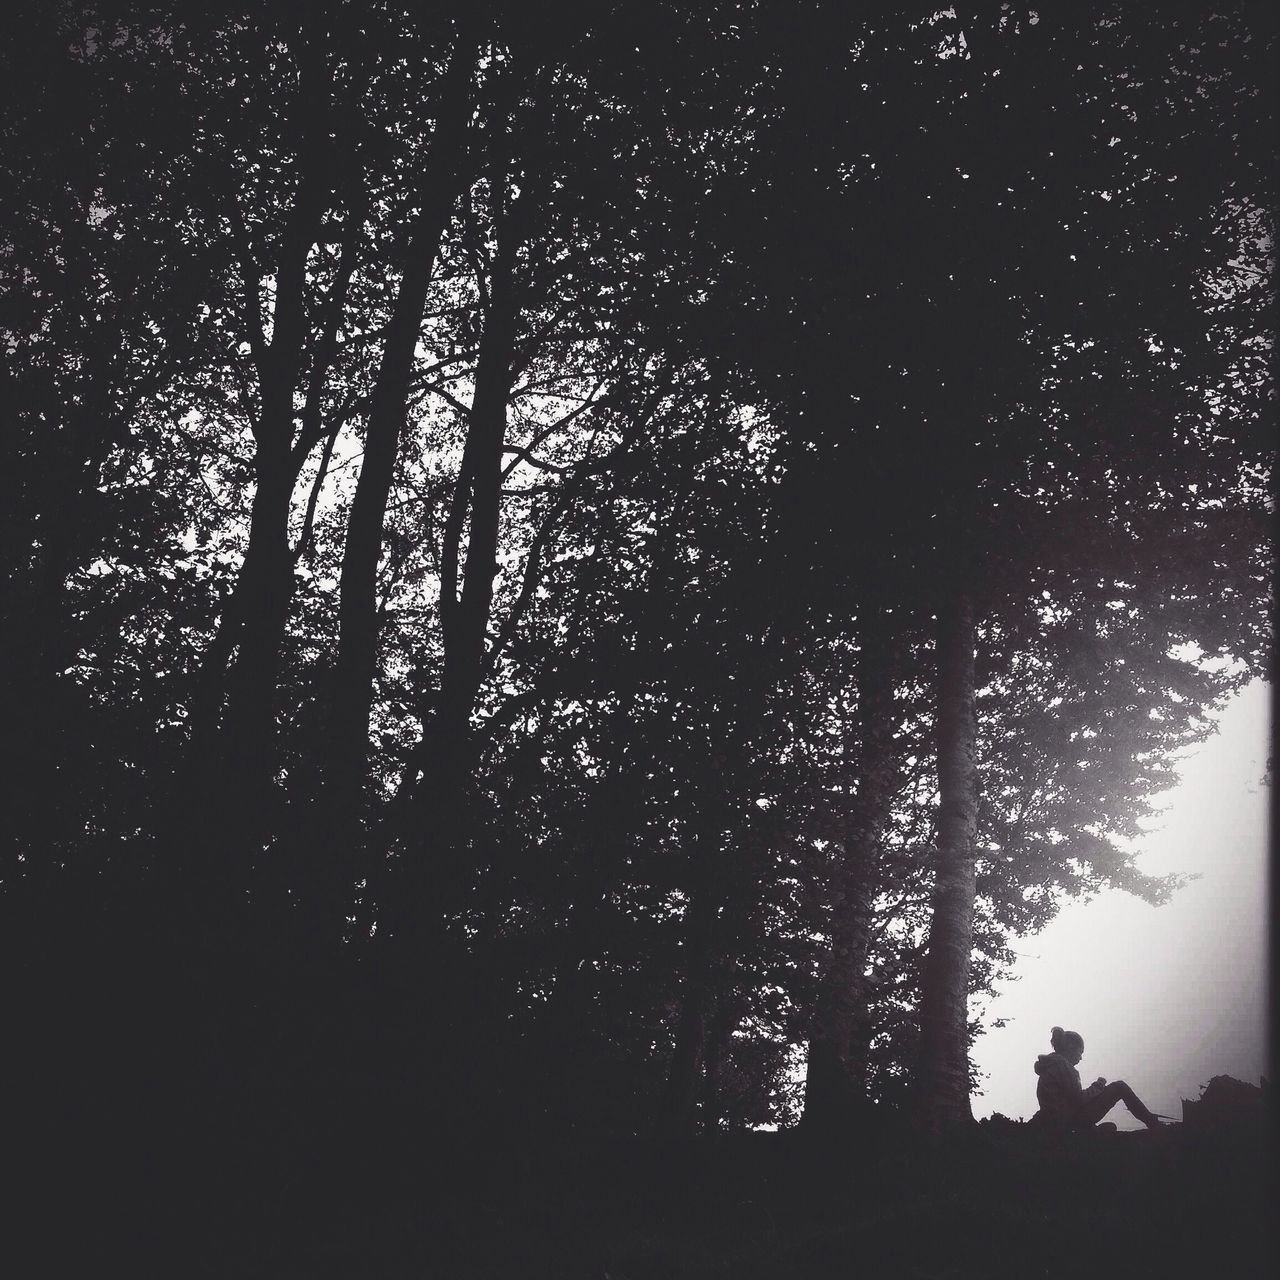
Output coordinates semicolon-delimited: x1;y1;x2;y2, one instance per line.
1050;1026;1084;1064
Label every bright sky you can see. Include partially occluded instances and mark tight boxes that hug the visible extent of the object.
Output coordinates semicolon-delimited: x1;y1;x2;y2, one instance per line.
972;679;1272;1129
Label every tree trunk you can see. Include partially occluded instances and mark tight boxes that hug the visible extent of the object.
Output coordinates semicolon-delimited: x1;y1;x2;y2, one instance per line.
654;869;718;1140
437;257;520;737
173;448;301;935
214;453;299;853
377;234;520;947
321;38;474;927
914;589;979;1132
803;608;897;1127
701;1006;731;1135
176;31;334;919
655;978;709;1139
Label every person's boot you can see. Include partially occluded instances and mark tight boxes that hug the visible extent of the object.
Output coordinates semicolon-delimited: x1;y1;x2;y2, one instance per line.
1135;1103;1162;1130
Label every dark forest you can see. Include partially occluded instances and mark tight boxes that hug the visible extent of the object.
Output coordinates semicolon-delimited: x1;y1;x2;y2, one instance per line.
2;2;1274;1275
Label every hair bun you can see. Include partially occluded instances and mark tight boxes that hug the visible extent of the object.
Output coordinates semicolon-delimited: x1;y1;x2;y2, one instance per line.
1051;1026;1064;1035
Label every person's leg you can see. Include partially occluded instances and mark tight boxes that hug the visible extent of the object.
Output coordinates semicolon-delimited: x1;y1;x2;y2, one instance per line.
1078;1080;1160;1129
1078;1083;1123;1126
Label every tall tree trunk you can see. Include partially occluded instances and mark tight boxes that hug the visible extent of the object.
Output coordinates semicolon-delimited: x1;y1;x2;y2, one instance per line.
321;37;474;929
214;452;299;850
176;24;350;920
803;608;897;1127
378;232;520;947
179;163;327;925
436;258;519;742
914;588;979;1132
701;1005;731;1136
655;976;710;1140
654;861;718;1140
177;450;301;931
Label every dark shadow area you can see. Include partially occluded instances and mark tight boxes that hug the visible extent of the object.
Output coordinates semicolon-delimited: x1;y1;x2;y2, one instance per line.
6;904;1272;1278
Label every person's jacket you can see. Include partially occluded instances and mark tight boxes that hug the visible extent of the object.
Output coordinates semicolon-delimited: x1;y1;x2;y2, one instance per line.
1033;1051;1082;1127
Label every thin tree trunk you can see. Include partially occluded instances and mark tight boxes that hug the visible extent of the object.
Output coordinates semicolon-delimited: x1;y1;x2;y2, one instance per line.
654;865;718;1140
803;608;897;1127
322;37;475;925
436;252;519;737
914;588;979;1131
701;1005;731;1135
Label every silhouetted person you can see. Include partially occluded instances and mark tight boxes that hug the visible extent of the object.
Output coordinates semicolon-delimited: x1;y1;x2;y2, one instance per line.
1032;1026;1163;1132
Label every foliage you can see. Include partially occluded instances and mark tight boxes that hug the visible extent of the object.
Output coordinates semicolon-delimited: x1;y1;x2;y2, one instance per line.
1;0;1270;1135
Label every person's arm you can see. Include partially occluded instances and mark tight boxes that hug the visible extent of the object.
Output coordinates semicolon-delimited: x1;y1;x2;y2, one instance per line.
1037;1055;1081;1121
1066;1065;1083;1106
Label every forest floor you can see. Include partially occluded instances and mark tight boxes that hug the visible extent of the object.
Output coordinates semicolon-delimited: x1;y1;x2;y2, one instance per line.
7;932;1273;1278
19;1102;1273;1278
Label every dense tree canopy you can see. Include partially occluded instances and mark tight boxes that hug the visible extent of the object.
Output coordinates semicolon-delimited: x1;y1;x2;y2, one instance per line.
2;0;1271;1141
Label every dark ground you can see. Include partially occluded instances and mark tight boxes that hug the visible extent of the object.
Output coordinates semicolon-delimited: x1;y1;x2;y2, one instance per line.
6;924;1273;1278
12;1078;1274;1278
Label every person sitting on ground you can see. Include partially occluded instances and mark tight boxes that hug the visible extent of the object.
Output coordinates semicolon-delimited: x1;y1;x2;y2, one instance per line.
1032;1026;1163;1132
